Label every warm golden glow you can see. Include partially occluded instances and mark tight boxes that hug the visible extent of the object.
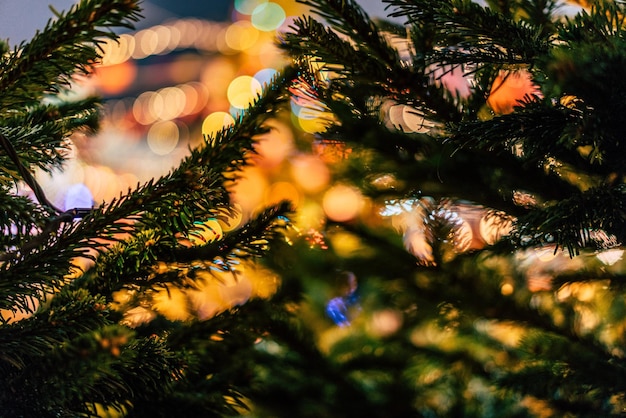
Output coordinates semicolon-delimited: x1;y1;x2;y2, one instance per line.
322;184;363;222
227;75;263;109
147;120;180;155
202;111;236;137
487;70;540;114
289;154;330;193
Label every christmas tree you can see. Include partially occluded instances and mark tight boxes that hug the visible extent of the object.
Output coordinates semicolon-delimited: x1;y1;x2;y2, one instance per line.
2;0;626;417
0;1;295;416
259;0;626;416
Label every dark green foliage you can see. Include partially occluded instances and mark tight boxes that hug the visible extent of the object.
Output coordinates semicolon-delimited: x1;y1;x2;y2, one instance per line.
4;0;626;416
0;1;297;416
271;0;626;416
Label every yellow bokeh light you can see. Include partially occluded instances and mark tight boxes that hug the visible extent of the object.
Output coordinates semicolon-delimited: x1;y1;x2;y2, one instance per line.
323;184;363;222
230;166;269;215
217;203;243;232
133;91;158;125
166;24;181;51
147;120;180;156
201;57;237;102
182;82;209;115
295;114;330;134
83;165;121;203
152;25;172;55
152;286;191;321
535;246;558;262
258;41;286;68
402;106;431;133
253;119;294;168
187;219;223;245
227;75;263;109
179;83;199;115
264;181;301;207
202;111;236;138
369;309;404;338
501;283;514;296
172;19;198;49
225;21;260;51
329;230;362;258
133;29;158;59
100;33;135;66
296;201;325;230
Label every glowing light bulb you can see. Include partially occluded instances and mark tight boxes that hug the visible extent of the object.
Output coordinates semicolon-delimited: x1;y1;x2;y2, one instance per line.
322;185;363;222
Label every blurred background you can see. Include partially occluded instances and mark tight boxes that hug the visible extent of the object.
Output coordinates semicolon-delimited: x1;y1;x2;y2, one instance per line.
0;0;387;224
1;0;391;321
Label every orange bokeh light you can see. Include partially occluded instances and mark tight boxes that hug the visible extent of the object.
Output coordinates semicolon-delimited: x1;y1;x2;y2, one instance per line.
94;61;137;95
487;70;540;114
290;154;330;194
322;184;363;222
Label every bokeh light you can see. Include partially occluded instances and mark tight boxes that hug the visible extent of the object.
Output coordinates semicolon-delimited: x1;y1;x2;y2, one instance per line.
95;61;137;95
147;120;180;155
155;86;186;121
231;166;270;215
252;119;294;168
290;154;330;194
487;70;541;114
251;2;286;32
202;111;236;137
225;21;260;51
264;181;301;207
100;34;135;66
322;184;363;222
227;75;263;109
63;183;94;210
235;0;268;15
187;219;223;245
254;68;278;86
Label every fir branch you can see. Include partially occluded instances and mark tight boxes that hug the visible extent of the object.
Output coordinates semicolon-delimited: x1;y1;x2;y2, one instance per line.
0;289;183;416
0;98;98;183
512;185;626;256
449;100;615;178
0;67;295;314
282;14;444;111
0;132;61;214
516;0;561;34
558;1;626;45
282;16;394;80
170;200;293;265
297;0;401;64
0;98;101;181
5;331;183;417
0;190;48;250
282;19;462;128
0;289;111;371
501;330;626;415
0;0;141;110
385;0;551;67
